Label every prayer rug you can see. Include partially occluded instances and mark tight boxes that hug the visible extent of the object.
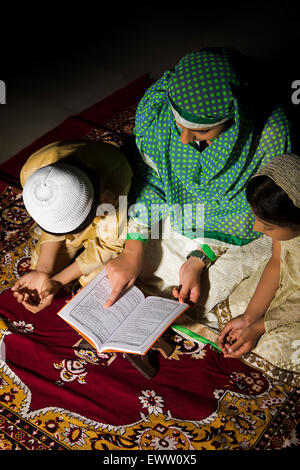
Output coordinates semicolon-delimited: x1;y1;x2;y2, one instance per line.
0;75;299;451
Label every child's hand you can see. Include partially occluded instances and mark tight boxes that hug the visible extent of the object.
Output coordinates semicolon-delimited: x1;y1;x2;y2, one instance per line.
12;272;61;313
172;257;204;304
12;271;49;301
31;279;62;313
218;314;251;353
221;321;264;358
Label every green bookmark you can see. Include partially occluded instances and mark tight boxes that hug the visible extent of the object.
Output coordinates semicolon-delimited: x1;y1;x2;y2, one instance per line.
172;324;222;352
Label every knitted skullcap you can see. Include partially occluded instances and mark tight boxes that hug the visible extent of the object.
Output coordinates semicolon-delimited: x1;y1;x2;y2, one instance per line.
254;153;300;208
22;162;94;233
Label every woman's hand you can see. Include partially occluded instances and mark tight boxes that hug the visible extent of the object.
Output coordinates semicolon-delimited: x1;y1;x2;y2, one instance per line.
11;271;62;313
172;256;204;304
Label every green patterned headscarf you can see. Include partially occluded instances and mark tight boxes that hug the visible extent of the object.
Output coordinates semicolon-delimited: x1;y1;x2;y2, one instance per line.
132;47;291;245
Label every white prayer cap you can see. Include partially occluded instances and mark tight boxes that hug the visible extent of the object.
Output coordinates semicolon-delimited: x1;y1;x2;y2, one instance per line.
22;163;94;233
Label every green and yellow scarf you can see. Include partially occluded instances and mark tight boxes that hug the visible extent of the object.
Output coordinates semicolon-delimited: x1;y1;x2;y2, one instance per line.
131;47;291;245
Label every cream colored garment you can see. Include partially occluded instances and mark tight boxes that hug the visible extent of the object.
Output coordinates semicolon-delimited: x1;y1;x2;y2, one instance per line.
135;217;272;324
254;153;300;208
21;140;133;286
229;236;300;373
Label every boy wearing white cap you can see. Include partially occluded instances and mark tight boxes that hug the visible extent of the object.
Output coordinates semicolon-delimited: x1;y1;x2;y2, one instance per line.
12;139;133;313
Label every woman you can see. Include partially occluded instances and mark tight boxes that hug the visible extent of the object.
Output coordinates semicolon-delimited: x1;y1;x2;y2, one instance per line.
105;47;291;317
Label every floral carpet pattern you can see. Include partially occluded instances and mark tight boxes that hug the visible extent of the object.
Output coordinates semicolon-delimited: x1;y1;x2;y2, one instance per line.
0;76;299;451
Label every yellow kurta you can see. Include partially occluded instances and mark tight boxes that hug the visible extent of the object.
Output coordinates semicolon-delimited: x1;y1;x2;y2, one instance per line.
20;140;133;286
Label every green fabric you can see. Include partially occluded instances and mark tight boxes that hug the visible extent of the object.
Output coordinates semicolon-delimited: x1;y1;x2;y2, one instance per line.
172;324;222;351
131;47;291;246
126;233;148;242
169;96;233;124
200;244;218;262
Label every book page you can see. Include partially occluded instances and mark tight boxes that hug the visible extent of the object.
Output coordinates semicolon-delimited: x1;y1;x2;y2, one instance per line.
106;296;188;352
58;269;145;348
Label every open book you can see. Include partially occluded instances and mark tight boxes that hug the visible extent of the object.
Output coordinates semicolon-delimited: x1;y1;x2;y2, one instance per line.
58;269;189;355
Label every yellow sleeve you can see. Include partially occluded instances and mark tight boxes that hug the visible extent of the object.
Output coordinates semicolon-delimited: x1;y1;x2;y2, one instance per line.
22;140;133;281
20;140;92;187
75;209;125;277
74;144;133;278
77;141;133;199
20;140;133;194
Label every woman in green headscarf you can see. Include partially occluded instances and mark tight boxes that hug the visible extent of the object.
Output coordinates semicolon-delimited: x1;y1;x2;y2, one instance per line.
105;47;291;312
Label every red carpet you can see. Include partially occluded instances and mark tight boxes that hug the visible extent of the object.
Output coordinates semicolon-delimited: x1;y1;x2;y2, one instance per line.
0;75;299;451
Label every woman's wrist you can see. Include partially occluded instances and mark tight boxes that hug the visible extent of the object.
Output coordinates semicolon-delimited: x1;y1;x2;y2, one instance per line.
124;239;145;259
186;250;210;269
185;255;206;271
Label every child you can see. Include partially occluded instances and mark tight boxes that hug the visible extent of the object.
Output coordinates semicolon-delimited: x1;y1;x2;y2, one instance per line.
12;139;132;313
218;153;300;374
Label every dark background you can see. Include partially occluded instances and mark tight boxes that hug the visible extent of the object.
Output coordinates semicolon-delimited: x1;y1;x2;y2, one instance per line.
0;0;300;161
